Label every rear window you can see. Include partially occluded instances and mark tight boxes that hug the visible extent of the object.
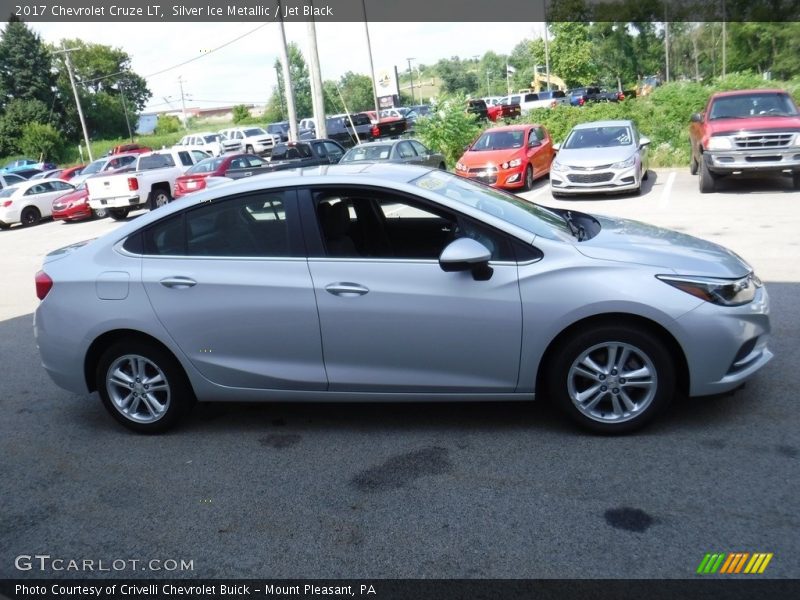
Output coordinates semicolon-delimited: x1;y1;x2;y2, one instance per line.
271;144;313;160
138;154;175;170
243;128;267;136
348;114;372;126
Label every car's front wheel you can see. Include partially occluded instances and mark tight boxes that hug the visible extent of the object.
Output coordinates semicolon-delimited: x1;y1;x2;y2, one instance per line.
698;154;717;193
523;164;534;191
96;340;194;433
546;324;675;434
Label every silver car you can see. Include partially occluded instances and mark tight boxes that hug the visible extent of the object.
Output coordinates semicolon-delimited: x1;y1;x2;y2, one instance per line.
34;164;772;434
550;119;650;196
340;139;446;169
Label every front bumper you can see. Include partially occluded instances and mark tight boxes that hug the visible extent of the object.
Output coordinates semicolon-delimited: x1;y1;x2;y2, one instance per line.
550;164;639;194
705;148;800;173
675;284;773;396
456;166;526;189
52;203;92;221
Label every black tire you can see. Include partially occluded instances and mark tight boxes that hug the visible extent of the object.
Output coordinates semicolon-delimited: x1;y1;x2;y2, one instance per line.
642;168;649;181
438;162;446;170
0;222;10;230
545;324;675;434
524;164;534;191
20;206;41;227
150;187;172;210
96;339;195;434
698;154;717;193
793;173;800;190
92;208;108;219
689;152;699;175
108;207;130;221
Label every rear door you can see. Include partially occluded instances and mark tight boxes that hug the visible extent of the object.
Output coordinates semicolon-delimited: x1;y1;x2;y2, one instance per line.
140;189;326;390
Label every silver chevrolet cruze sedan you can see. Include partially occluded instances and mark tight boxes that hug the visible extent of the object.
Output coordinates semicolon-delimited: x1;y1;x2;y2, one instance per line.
34;164;772;434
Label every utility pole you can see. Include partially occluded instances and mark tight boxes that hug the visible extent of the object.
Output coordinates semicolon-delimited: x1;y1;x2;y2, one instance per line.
664;5;670;83
54;45;93;161
275;64;286;120
277;1;299;141
362;0;380;117
722;0;727;79
487;70;491;96
306;3;327;139
119;82;133;142
543;23;551;91
406;58;416;105
177;76;188;129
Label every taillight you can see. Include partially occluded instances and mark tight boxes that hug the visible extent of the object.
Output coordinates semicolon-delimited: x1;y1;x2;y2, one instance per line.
127;177;139;191
35;270;53;300
2;200;12;207
550;100;557;108
618;92;625;101
579;98;585;106
371;125;380;138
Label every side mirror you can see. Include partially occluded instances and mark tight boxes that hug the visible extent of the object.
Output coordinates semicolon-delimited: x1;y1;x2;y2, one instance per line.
529;139;542;148
552;142;561;152
439;238;493;281
690;112;703;123
639;136;651;147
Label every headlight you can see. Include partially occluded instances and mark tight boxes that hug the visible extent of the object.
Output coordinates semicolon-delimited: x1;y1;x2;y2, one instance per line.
551;160;564;172
657;273;761;306
455;162;466;171
610;155;636;169
501;158;522;169
707;136;733;151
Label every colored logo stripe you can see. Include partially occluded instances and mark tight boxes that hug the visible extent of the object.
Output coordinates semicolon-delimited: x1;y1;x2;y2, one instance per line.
697;553;773;574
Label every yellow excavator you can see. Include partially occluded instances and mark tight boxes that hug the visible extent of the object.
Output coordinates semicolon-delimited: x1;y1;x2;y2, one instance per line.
530;71;567;92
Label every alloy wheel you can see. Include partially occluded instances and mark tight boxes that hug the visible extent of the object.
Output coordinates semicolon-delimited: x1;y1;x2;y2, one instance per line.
106;354;171;423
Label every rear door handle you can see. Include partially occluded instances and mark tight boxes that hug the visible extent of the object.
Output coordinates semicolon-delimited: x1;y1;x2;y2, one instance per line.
325;282;369;297
160;276;197;289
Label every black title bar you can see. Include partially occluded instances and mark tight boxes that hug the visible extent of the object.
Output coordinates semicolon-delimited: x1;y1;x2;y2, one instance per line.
1;0;800;22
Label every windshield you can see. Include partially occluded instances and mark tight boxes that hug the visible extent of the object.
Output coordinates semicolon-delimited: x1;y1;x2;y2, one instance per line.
563;126;633;149
203;135;220;143
187;157;224;174
471;130;525;151
243;128;267;136
341;144;394;162
81;159;105;175
412;170;570;240
709;93;799;119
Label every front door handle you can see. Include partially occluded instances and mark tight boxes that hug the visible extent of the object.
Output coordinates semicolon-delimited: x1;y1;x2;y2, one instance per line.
325;282;369;297
160;276;197;289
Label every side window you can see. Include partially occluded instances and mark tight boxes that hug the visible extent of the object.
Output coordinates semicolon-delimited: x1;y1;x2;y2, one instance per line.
323;142;344;161
410;140;429;156
191;150;209;163
313;142;327;157
396;141;416;158
144;194;292;257
178;152;193;167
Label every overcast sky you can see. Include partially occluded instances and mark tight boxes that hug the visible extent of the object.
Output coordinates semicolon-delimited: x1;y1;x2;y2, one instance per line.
30;22;545;112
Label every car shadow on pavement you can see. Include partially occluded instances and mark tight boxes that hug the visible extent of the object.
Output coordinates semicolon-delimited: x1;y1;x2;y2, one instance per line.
711;172;797;194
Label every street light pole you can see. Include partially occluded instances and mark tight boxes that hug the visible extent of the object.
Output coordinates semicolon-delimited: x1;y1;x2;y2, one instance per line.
406;58;416;105
54;45;93;161
362;0;380;116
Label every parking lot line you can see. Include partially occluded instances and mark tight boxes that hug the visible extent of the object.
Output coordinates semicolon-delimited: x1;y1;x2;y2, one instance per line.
658;170;677;209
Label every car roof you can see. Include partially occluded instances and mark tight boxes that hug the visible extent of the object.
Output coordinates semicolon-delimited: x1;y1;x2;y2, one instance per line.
481;124;537;133
712;88;789;98
573;120;633;129
345;140;399;148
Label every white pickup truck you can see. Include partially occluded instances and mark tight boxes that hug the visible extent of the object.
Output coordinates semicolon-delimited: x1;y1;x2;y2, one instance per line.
501;90;569;113
86;149;199;220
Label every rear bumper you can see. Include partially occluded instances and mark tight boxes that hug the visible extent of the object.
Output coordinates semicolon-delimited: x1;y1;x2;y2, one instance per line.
88;195;145;209
706;148;800;173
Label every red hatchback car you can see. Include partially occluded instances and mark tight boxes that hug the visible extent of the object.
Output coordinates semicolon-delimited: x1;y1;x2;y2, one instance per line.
174;153;265;198
52;183;106;222
455;124;555;190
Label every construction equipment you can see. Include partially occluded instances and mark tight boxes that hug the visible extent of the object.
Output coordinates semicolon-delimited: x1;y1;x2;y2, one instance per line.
531;71;567;92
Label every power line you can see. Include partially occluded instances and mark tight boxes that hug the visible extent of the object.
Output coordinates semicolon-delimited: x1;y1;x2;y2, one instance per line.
80;23;270;86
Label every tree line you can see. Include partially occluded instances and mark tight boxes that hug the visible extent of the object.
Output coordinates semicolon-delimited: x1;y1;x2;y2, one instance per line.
0;17;151;161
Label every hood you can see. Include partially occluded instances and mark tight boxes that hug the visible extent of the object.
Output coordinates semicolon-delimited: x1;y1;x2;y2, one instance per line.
577;215;751;277
556;146;635;167
463;148;523;166
705;115;800;136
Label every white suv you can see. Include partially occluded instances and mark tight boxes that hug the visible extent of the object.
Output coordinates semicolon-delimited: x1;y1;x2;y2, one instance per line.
175;132;225;156
218;127;279;156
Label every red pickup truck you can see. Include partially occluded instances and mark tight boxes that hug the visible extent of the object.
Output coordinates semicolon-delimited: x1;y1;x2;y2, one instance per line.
689;88;800;192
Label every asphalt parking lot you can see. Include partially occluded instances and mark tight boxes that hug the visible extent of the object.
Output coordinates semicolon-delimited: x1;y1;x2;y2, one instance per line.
0;169;798;579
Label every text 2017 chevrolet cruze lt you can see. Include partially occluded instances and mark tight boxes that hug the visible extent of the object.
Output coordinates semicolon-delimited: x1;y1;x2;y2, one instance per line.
34;164;772;434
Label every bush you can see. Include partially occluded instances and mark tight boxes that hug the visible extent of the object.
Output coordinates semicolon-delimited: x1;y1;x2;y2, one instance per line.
19;122;66;162
154;114;182;135
414;93;483;167
232;104;251;123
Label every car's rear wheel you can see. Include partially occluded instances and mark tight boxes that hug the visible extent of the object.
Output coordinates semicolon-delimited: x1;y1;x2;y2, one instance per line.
96;340;194;433
546;324;675;434
698;154;717;193
524;164;534;191
108;208;130;221
438;162;446;170
92;208;108;219
20;206;41;226
150;188;172;210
